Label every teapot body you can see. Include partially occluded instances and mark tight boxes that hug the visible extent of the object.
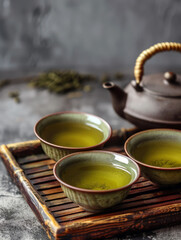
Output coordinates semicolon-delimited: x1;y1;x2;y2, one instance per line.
122;83;181;129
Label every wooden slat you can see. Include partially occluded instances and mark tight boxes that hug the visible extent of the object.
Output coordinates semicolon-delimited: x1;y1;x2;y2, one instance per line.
31;175;56;184
34;181;60;190
118;194;181;210
28;170;53;179
56;211;93;222
38;187;62;196
131;180;153;189
135;176;147;183
18;154;49;164
21;159;55;169
129;185;159;195
49;203;78;212
54;206;85;218
24;164;54;174
43;193;66;201
127;185;180;199
46;198;72;207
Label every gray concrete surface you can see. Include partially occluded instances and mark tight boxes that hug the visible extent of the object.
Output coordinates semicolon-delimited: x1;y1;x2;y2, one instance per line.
0;71;180;240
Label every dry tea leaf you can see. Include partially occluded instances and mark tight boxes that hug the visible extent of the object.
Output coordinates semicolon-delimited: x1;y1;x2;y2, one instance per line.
9;91;21;103
29;70;96;94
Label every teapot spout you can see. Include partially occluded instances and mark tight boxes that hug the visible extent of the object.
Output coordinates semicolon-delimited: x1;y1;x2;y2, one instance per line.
103;82;127;117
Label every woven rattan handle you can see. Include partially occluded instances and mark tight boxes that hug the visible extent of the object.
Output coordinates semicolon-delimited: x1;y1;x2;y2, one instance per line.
134;42;181;85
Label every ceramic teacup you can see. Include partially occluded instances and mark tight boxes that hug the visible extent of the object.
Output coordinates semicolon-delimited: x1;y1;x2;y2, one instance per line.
124;129;181;186
53;150;140;212
34;111;112;161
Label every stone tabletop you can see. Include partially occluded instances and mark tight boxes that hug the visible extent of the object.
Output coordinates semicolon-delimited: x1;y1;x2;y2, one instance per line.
0;73;180;240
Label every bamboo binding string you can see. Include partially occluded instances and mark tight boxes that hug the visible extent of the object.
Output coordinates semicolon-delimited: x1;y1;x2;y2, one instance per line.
134;42;181;85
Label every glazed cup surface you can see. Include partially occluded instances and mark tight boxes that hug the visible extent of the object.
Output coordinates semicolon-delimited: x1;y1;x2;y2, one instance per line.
124;129;181;186
53;150;140;212
34;111;112;161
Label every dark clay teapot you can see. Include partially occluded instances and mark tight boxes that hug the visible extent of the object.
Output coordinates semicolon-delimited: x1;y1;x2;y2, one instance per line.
103;42;181;129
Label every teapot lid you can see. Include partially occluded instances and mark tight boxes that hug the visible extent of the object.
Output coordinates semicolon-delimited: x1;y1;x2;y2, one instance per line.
141;72;181;97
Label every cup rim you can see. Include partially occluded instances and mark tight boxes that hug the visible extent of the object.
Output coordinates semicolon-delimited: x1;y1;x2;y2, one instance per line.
53;150;141;194
124;128;181;171
34;111;112;150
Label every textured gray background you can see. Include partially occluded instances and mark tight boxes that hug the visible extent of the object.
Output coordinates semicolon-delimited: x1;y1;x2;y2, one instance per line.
0;0;181;76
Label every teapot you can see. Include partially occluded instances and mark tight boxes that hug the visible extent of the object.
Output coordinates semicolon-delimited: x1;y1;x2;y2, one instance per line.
103;42;181;129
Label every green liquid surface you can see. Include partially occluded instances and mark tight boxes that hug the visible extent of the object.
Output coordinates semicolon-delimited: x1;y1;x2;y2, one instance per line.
41;121;104;147
132;140;181;168
61;162;132;190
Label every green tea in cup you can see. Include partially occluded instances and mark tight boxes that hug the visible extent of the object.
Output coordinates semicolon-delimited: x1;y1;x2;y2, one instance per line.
34;112;112;161
40;121;104;148
125;129;181;186
132;139;181;168
61;161;132;190
53;151;140;212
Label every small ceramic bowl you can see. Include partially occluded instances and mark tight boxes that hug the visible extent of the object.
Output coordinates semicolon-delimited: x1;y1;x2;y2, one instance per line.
34;112;112;161
124;129;181;186
53;150;140;212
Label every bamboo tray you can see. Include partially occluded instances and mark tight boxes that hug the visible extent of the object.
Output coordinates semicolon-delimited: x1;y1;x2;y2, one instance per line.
0;129;181;240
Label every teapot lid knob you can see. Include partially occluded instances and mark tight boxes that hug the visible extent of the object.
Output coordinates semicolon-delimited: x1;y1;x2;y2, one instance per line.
164;72;176;84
